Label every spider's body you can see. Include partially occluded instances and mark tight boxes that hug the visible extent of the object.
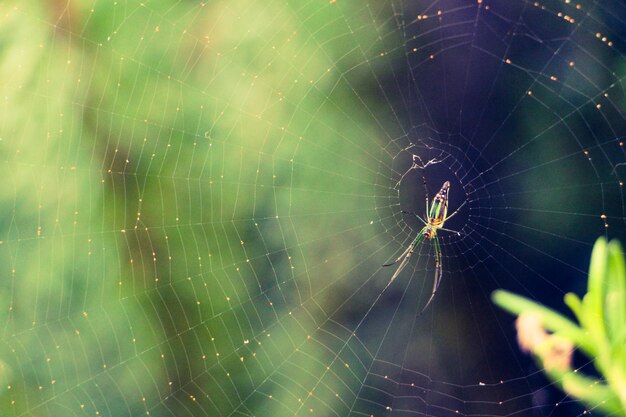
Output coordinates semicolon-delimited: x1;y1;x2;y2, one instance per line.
424;181;450;239
382;179;464;314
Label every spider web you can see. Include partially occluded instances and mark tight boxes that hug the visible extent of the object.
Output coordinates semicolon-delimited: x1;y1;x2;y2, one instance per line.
1;0;625;416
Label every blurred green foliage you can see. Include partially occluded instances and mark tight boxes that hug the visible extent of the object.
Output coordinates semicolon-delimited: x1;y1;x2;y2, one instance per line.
493;238;626;416
0;0;396;415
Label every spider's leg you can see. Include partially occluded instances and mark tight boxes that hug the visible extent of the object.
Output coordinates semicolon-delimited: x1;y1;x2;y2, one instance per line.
382;241;413;267
443;199;467;221
382;229;424;266
417;235;442;315
382;230;426;288
421;170;430;215
384;251;413;290
401;211;427;225
439;226;461;236
409;155;432;214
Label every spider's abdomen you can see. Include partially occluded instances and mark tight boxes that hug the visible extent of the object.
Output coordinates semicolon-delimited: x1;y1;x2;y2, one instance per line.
428;181;450;227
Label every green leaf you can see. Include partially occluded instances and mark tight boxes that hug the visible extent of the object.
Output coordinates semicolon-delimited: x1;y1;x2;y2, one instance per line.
605;241;626;344
491;290;587;348
588;238;608;297
557;371;622;415
564;292;583;323
493;238;626;416
581;239;609;370
609;342;626;409
584;239;607;335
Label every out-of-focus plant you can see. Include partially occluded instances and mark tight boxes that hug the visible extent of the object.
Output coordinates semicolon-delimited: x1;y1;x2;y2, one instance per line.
493;238;626;416
0;1;396;414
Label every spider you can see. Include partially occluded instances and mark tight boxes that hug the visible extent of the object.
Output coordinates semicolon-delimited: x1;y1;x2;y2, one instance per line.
383;170;466;314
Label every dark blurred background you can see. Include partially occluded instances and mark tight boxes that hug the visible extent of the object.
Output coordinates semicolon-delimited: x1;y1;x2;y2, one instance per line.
0;0;625;416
